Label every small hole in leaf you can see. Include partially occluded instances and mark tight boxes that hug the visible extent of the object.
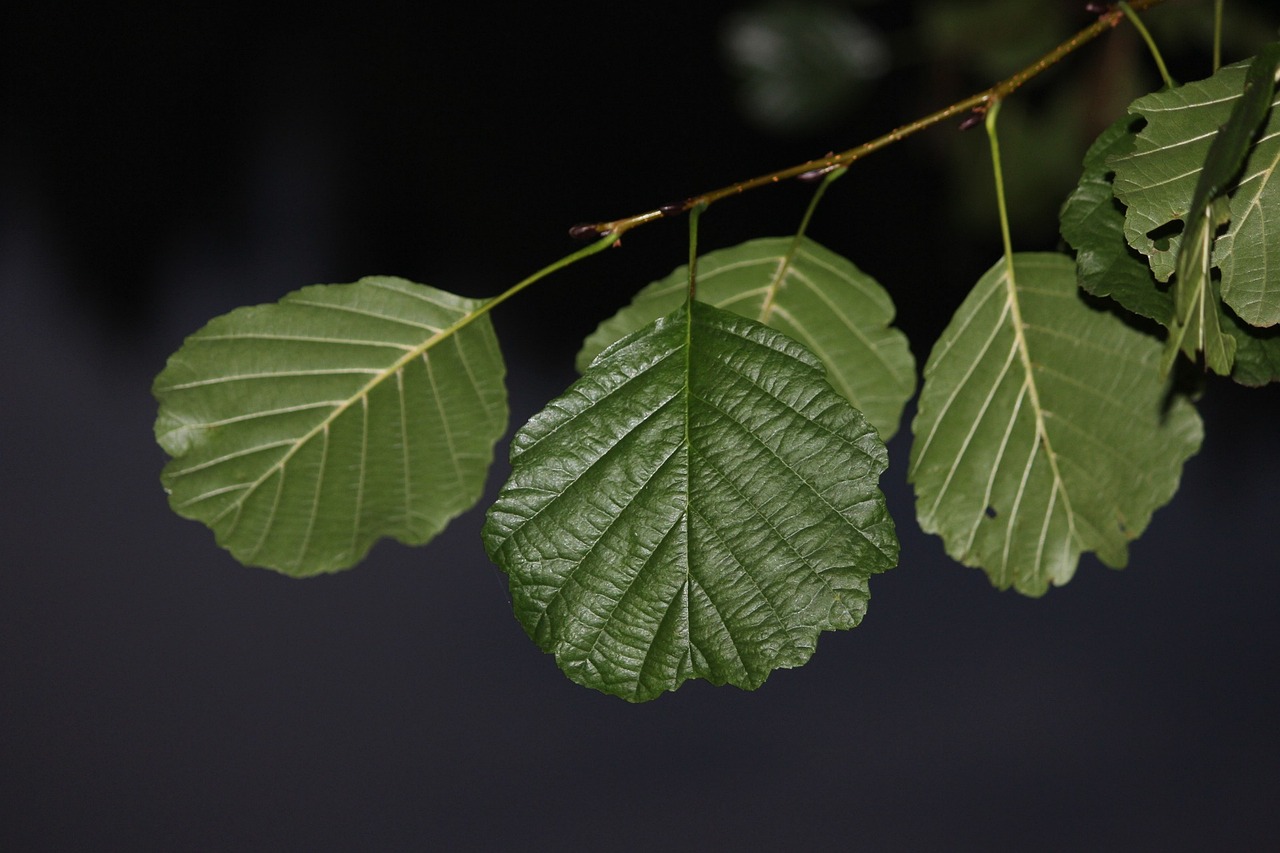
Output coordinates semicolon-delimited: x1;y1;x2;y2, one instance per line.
985;506;998;519
1147;219;1184;251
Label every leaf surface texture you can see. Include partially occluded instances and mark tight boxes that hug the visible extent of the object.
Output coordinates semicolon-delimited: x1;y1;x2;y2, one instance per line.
487;301;897;701
577;237;915;439
1062;113;1280;385
154;276;508;576
909;254;1202;595
1111;52;1280;329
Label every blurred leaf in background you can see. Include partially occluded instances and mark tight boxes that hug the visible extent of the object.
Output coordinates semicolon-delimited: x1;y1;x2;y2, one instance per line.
720;1;891;135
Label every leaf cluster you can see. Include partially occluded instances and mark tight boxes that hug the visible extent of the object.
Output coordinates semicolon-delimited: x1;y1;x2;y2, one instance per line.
154;31;1280;700
1062;47;1280;382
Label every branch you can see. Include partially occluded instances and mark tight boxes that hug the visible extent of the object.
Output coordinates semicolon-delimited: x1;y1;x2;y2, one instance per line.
569;0;1170;240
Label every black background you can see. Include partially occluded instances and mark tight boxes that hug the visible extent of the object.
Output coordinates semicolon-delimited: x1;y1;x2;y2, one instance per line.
3;1;1279;849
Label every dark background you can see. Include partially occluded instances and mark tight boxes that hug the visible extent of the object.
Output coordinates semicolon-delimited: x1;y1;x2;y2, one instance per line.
3;1;1279;849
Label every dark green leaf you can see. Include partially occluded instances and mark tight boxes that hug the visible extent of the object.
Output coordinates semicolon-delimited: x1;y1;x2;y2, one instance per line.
154;276;508;576
1227;313;1280;386
577;237;915;440
909;254;1202;596
486;301;897;701
1060;114;1173;325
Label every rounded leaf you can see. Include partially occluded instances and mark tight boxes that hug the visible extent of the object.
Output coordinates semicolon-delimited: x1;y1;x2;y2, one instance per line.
154;276;508;576
909;254;1202;595
487;301;897;701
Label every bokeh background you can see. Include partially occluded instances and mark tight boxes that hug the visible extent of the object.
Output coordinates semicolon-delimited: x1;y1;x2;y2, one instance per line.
4;0;1279;848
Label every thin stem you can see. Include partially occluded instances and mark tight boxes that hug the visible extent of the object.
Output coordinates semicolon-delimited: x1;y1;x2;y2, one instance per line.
1213;0;1224;71
573;0;1171;239
753;167;848;323
795;168;846;242
687;203;706;302
1119;1;1176;88
985;100;1016;268
472;232;617;322
983;96;1073;543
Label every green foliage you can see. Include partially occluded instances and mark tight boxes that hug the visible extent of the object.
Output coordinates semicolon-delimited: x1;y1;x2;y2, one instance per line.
154;277;507;576
909;253;1203;595
1062;47;1280;386
576;237;915;440
1059;115;1173;326
153;18;1280;699
1210;45;1280;326
1060;112;1280;386
1110;49;1280;372
485;301;896;701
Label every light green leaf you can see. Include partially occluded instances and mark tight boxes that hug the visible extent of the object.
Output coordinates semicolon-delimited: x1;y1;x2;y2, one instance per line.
909;254;1202;596
1163;196;1236;375
1208;44;1280;328
1061;115;1280;385
1161;46;1280;372
486;300;897;701
154;276;508;576
1111;52;1280;327
577;237;915;440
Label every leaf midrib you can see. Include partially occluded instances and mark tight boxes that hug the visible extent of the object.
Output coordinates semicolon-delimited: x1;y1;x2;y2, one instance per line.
1001;258;1077;575
203;302;485;531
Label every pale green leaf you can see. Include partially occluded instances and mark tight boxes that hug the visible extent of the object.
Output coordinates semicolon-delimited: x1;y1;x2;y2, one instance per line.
1164;196;1236;375
1061;115;1280;385
154;276;508;576
1161;46;1280;372
1111;53;1280;327
909;254;1202;596
576;237;915;439
1208;44;1280;328
486;301;897;701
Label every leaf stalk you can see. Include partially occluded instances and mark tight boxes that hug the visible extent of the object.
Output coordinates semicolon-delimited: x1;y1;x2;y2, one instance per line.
687;203;707;302
472;232;617;321
985;100;1016;268
1213;0;1224;71
1118;1;1176;88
